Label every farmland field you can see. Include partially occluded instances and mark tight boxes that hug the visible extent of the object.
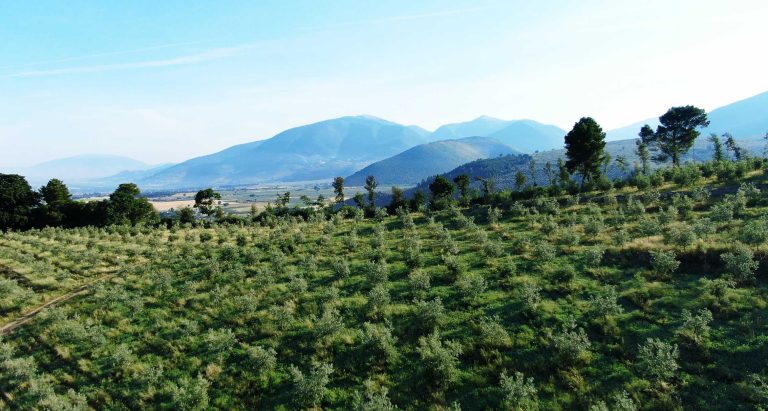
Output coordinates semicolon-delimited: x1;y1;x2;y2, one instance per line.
1;169;768;410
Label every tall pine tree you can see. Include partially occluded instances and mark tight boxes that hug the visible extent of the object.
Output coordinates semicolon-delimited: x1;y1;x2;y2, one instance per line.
564;117;606;188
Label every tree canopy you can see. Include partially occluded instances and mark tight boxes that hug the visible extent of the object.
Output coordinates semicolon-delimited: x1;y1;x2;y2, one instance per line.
643;105;709;166
564;117;606;187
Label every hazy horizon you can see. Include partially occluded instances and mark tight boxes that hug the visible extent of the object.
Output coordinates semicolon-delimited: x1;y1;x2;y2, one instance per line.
2;0;767;168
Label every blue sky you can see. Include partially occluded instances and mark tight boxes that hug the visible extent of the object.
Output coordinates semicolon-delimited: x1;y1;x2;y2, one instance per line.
1;0;767;167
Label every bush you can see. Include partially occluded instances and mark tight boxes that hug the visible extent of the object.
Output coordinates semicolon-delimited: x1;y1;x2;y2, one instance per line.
584;247;605;266
589;285;623;320
721;244;759;283
456;273;487;303
358;321;398;364
367;285;390;317
477;315;511;348
739;218;768;244
636;338;679;385
519;283;542;316
418;332;463;388
413;298;446;333
499;371;538;410
677;308;713;345
289;362;333;408
551;317;591;365
650;250;679;276
168;375;211;411
710;202;734;223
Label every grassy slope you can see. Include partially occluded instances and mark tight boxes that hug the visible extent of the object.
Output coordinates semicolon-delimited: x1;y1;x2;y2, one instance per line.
1;169;768;410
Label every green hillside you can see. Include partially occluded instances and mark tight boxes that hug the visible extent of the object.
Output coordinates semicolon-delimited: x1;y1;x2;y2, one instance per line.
345;137;521;186
2;159;768;409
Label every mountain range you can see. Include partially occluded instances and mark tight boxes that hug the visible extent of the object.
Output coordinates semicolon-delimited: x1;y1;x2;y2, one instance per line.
8;89;767;192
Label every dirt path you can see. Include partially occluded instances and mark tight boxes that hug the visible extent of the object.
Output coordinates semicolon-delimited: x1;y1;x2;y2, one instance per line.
0;273;115;335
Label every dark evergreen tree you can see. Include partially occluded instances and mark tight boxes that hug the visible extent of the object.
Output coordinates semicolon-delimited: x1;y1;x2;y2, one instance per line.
106;183;158;225
564;117;606;187
643;105;709;166
332;177;345;203
453;174;470;205
429;176;454;209
0;174;39;230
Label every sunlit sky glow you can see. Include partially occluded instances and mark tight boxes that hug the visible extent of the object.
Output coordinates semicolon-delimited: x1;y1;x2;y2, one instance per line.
1;0;767;167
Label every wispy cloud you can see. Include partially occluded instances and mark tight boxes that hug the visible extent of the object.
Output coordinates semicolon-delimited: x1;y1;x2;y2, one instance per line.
0;40;208;71
4;43;260;78
300;6;488;31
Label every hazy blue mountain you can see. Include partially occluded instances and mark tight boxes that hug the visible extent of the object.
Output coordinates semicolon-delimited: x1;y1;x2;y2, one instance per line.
606;118;658;141
140;116;428;188
429;116;566;152
345;137;521;186
11;154;152;186
704;90;768;138
429;116;512;141
486;120;566;152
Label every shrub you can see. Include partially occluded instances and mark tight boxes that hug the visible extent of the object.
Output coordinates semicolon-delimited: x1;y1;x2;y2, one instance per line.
584;247;605;266
519;283;542;316
204;328;237;360
413;298;446;333
499;371;538;410
289;362;334;408
168;375;211;411
315;306;344;338
408;269;431;295
701;277;736;304
551;317;591;365
634;217;662;237
650;250;679;276
739;218;768;244
366;260;389;285
477;315;511;348
677;308;713;345
721;244;759;283
664;225;697;248
672;194;694;219
532;241;556;262
583;217;605;236
352;380;397;411
418;332;463;388
710;202;734;223
246;345;277;374
612;228;630;245
367;285;391;317
333;258;351;279
358;321;398;364
456;273;487;303
589;285;623;320
488;207;502;225
636;338;679;385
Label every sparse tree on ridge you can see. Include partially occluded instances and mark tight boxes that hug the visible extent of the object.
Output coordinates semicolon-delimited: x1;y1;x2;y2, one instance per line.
453;174;470;205
365;175;378;209
723;132;743;161
636;127;652;175
194;188;222;217
642;105;709;166
564;117;607;188
332;177;345;203
708;133;725;163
